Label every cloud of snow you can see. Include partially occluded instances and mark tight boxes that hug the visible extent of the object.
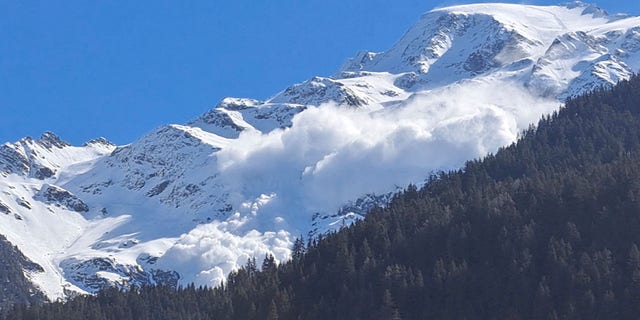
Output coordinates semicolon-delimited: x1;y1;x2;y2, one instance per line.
216;80;558;221
159;80;558;287
157;220;292;286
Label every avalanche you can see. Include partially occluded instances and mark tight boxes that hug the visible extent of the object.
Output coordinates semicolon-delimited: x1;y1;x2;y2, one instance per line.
1;2;640;299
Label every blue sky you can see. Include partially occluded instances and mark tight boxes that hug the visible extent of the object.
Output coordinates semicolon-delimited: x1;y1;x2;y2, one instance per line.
2;1;639;145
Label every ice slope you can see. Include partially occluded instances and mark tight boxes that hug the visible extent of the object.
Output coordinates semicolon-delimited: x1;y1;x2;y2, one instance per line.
2;2;640;300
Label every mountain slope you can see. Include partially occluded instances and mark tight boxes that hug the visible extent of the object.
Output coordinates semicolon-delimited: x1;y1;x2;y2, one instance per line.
338;2;639;99
8;62;640;320
1;2;640;301
0;235;44;314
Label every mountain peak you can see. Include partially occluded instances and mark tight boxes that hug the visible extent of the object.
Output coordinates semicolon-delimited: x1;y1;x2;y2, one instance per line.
38;132;70;149
83;137;115;148
561;1;606;14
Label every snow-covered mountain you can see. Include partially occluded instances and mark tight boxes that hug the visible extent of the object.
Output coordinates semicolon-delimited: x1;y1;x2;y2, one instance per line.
2;2;640;300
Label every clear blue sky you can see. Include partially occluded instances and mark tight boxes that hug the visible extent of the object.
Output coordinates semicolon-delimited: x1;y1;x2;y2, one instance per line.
2;1;639;145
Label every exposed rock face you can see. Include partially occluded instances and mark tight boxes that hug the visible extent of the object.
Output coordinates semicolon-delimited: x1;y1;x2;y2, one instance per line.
34;167;55;180
35;184;89;213
269;77;369;107
0;201;11;215
147;180;172;197
83;137;116;148
190;108;248;138
16;199;31;210
0;133;113;179
61;257;179;293
38;132;71;150
187;97;307;138
0;144;30;176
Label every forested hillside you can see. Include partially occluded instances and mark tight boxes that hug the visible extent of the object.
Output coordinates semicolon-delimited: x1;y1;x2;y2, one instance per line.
6;76;640;319
0;235;44;315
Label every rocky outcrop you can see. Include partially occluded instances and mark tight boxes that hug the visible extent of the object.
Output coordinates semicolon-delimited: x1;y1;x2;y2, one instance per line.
61;257;180;293
35;184;89;212
38;132;70;150
0;144;30;176
0;201;11;215
269;77;369;107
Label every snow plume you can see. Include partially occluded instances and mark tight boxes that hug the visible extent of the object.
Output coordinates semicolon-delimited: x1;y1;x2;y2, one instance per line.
157;221;292;286
217;80;558;222
155;80;558;288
